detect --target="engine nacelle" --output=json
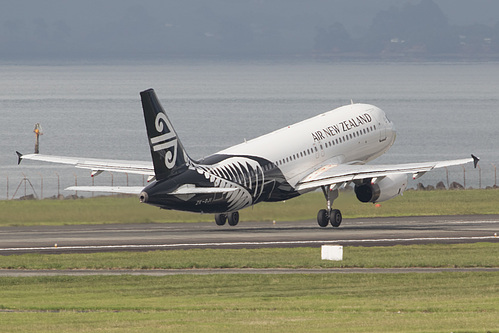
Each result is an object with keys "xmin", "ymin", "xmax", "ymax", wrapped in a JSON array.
[{"xmin": 354, "ymin": 173, "xmax": 408, "ymax": 203}]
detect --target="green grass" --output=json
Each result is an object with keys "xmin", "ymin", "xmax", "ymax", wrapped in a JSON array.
[
  {"xmin": 1, "ymin": 189, "xmax": 499, "ymax": 226},
  {"xmin": 1, "ymin": 191, "xmax": 498, "ymax": 331},
  {"xmin": 1, "ymin": 243, "xmax": 498, "ymax": 270},
  {"xmin": 0, "ymin": 273, "xmax": 497, "ymax": 332},
  {"xmin": 1, "ymin": 244, "xmax": 497, "ymax": 332}
]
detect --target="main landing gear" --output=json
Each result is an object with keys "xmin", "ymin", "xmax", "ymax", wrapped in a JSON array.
[
  {"xmin": 317, "ymin": 208, "xmax": 342, "ymax": 227},
  {"xmin": 215, "ymin": 212, "xmax": 239, "ymax": 226},
  {"xmin": 317, "ymin": 185, "xmax": 343, "ymax": 228}
]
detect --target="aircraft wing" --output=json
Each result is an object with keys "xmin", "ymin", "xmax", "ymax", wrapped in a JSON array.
[
  {"xmin": 17, "ymin": 152, "xmax": 153, "ymax": 176},
  {"xmin": 295, "ymin": 155, "xmax": 479, "ymax": 191}
]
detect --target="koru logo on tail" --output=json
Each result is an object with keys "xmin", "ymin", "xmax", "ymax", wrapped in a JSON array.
[{"xmin": 150, "ymin": 113, "xmax": 177, "ymax": 169}]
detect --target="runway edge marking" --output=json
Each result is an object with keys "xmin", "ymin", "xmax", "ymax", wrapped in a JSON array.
[{"xmin": 0, "ymin": 235, "xmax": 497, "ymax": 252}]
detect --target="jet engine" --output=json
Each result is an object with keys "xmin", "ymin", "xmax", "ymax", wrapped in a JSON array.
[{"xmin": 354, "ymin": 173, "xmax": 408, "ymax": 203}]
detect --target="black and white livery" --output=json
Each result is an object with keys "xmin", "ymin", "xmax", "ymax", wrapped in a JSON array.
[{"xmin": 18, "ymin": 89, "xmax": 479, "ymax": 227}]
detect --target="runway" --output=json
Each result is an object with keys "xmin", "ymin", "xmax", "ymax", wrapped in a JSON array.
[{"xmin": 1, "ymin": 215, "xmax": 498, "ymax": 255}]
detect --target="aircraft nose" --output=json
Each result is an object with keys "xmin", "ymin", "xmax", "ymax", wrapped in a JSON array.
[{"xmin": 139, "ymin": 191, "xmax": 148, "ymax": 203}]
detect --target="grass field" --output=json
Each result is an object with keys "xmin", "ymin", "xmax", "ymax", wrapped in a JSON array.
[
  {"xmin": 1, "ymin": 190, "xmax": 498, "ymax": 332},
  {"xmin": 0, "ymin": 244, "xmax": 498, "ymax": 332},
  {"xmin": 1, "ymin": 188, "xmax": 499, "ymax": 226},
  {"xmin": 1, "ymin": 243, "xmax": 498, "ymax": 270},
  {"xmin": 0, "ymin": 272, "xmax": 497, "ymax": 332}
]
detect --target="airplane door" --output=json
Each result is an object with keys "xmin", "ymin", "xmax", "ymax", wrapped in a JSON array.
[
  {"xmin": 379, "ymin": 125, "xmax": 387, "ymax": 142},
  {"xmin": 313, "ymin": 143, "xmax": 320, "ymax": 159},
  {"xmin": 372, "ymin": 111, "xmax": 387, "ymax": 142},
  {"xmin": 313, "ymin": 143, "xmax": 325, "ymax": 159}
]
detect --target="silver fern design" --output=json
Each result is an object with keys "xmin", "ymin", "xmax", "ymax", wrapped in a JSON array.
[{"xmin": 194, "ymin": 157, "xmax": 265, "ymax": 211}]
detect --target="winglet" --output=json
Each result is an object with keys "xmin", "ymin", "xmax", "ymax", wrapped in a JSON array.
[
  {"xmin": 471, "ymin": 154, "xmax": 479, "ymax": 168},
  {"xmin": 16, "ymin": 151, "xmax": 23, "ymax": 165}
]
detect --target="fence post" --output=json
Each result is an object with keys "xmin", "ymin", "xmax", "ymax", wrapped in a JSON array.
[
  {"xmin": 39, "ymin": 174, "xmax": 43, "ymax": 199},
  {"xmin": 445, "ymin": 167, "xmax": 449, "ymax": 188},
  {"xmin": 478, "ymin": 164, "xmax": 481, "ymax": 189},
  {"xmin": 111, "ymin": 173, "xmax": 114, "ymax": 196},
  {"xmin": 74, "ymin": 173, "xmax": 78, "ymax": 197},
  {"xmin": 493, "ymin": 164, "xmax": 497, "ymax": 187},
  {"xmin": 55, "ymin": 172, "xmax": 60, "ymax": 197},
  {"xmin": 462, "ymin": 166, "xmax": 466, "ymax": 189}
]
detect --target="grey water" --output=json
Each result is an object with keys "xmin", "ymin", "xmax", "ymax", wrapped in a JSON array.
[{"xmin": 0, "ymin": 61, "xmax": 498, "ymax": 199}]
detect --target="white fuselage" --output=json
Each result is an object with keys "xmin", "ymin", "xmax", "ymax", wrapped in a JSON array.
[{"xmin": 219, "ymin": 104, "xmax": 396, "ymax": 190}]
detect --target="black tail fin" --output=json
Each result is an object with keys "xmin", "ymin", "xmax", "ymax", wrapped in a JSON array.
[{"xmin": 140, "ymin": 89, "xmax": 192, "ymax": 180}]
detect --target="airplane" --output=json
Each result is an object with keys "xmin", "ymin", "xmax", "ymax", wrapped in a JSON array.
[{"xmin": 17, "ymin": 88, "xmax": 479, "ymax": 228}]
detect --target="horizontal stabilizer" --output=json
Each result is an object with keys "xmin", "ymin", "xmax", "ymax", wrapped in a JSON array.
[
  {"xmin": 65, "ymin": 185, "xmax": 236, "ymax": 196},
  {"xmin": 169, "ymin": 184, "xmax": 238, "ymax": 195},
  {"xmin": 65, "ymin": 186, "xmax": 144, "ymax": 195}
]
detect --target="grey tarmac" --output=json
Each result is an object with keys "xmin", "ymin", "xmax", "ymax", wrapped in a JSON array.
[{"xmin": 1, "ymin": 214, "xmax": 498, "ymax": 255}]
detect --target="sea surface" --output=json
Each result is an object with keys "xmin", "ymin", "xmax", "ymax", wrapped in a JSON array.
[{"xmin": 0, "ymin": 61, "xmax": 498, "ymax": 199}]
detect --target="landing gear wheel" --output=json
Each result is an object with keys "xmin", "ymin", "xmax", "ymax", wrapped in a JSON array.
[
  {"xmin": 215, "ymin": 213, "xmax": 227, "ymax": 226},
  {"xmin": 330, "ymin": 209, "xmax": 342, "ymax": 227},
  {"xmin": 317, "ymin": 209, "xmax": 329, "ymax": 228},
  {"xmin": 228, "ymin": 211, "xmax": 239, "ymax": 226}
]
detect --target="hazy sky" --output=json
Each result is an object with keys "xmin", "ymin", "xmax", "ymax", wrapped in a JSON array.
[
  {"xmin": 1, "ymin": 0, "xmax": 498, "ymax": 61},
  {"xmin": 2, "ymin": 1, "xmax": 498, "ymax": 25}
]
